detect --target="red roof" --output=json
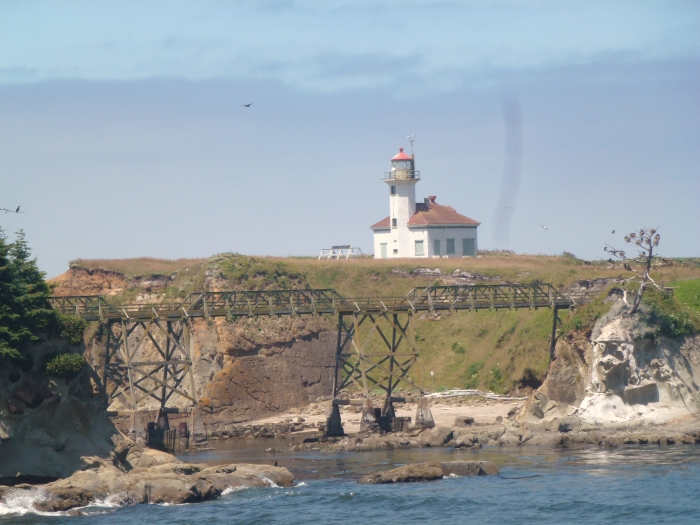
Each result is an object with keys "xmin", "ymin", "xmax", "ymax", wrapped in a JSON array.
[
  {"xmin": 408, "ymin": 201, "xmax": 480, "ymax": 226},
  {"xmin": 371, "ymin": 216, "xmax": 391, "ymax": 229},
  {"xmin": 391, "ymin": 147, "xmax": 412, "ymax": 161},
  {"xmin": 370, "ymin": 200, "xmax": 480, "ymax": 229}
]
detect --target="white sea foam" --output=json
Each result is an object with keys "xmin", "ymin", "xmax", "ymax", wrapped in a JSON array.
[
  {"xmin": 260, "ymin": 476, "xmax": 279, "ymax": 488},
  {"xmin": 222, "ymin": 486, "xmax": 251, "ymax": 496},
  {"xmin": 295, "ymin": 482, "xmax": 308, "ymax": 487},
  {"xmin": 0, "ymin": 487, "xmax": 57, "ymax": 517},
  {"xmin": 0, "ymin": 487, "xmax": 127, "ymax": 518}
]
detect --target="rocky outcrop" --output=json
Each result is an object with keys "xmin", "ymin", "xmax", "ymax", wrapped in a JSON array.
[
  {"xmin": 49, "ymin": 267, "xmax": 128, "ymax": 297},
  {"xmin": 0, "ymin": 456, "xmax": 294, "ymax": 513},
  {"xmin": 0, "ymin": 341, "xmax": 120, "ymax": 483},
  {"xmin": 358, "ymin": 461, "xmax": 499, "ymax": 484},
  {"xmin": 519, "ymin": 300, "xmax": 700, "ymax": 429}
]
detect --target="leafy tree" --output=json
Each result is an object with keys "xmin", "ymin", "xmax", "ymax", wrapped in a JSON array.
[{"xmin": 0, "ymin": 228, "xmax": 57, "ymax": 359}]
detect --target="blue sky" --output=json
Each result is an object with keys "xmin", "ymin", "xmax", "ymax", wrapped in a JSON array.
[{"xmin": 1, "ymin": 0, "xmax": 699, "ymax": 276}]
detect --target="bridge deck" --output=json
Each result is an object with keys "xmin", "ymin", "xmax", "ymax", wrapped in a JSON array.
[{"xmin": 49, "ymin": 283, "xmax": 592, "ymax": 322}]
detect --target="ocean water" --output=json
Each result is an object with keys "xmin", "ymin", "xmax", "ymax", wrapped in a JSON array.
[{"xmin": 2, "ymin": 442, "xmax": 700, "ymax": 524}]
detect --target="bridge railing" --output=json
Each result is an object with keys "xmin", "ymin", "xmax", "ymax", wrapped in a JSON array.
[
  {"xmin": 176, "ymin": 289, "xmax": 353, "ymax": 317},
  {"xmin": 49, "ymin": 284, "xmax": 597, "ymax": 321}
]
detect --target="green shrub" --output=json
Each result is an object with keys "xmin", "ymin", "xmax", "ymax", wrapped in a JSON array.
[
  {"xmin": 487, "ymin": 365, "xmax": 508, "ymax": 394},
  {"xmin": 451, "ymin": 341, "xmax": 466, "ymax": 354},
  {"xmin": 45, "ymin": 353, "xmax": 85, "ymax": 379},
  {"xmin": 464, "ymin": 360, "xmax": 484, "ymax": 389},
  {"xmin": 56, "ymin": 313, "xmax": 87, "ymax": 345}
]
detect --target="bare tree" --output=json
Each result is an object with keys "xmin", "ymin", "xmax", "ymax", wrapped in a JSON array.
[{"xmin": 604, "ymin": 228, "xmax": 663, "ymax": 314}]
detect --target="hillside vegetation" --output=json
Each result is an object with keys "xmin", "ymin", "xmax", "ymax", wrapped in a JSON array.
[{"xmin": 61, "ymin": 253, "xmax": 700, "ymax": 394}]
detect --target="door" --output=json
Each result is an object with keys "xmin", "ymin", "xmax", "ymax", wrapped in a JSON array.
[
  {"xmin": 462, "ymin": 238, "xmax": 475, "ymax": 256},
  {"xmin": 380, "ymin": 243, "xmax": 388, "ymax": 259}
]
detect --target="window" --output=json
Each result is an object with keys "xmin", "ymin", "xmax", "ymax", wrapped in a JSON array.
[
  {"xmin": 391, "ymin": 185, "xmax": 397, "ymax": 195},
  {"xmin": 392, "ymin": 218, "xmax": 397, "ymax": 228},
  {"xmin": 462, "ymin": 238, "xmax": 475, "ymax": 256},
  {"xmin": 393, "ymin": 249, "xmax": 398, "ymax": 255},
  {"xmin": 433, "ymin": 240, "xmax": 441, "ymax": 255},
  {"xmin": 446, "ymin": 239, "xmax": 455, "ymax": 254},
  {"xmin": 415, "ymin": 240, "xmax": 424, "ymax": 256}
]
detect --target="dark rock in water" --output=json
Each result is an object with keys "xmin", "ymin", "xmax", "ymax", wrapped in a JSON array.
[
  {"xmin": 359, "ymin": 461, "xmax": 499, "ymax": 484},
  {"xmin": 33, "ymin": 488, "xmax": 95, "ymax": 513},
  {"xmin": 359, "ymin": 462, "xmax": 444, "ymax": 484},
  {"xmin": 441, "ymin": 461, "xmax": 499, "ymax": 477}
]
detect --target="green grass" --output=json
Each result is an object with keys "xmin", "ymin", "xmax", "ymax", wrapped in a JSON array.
[
  {"xmin": 669, "ymin": 278, "xmax": 700, "ymax": 317},
  {"xmin": 641, "ymin": 286, "xmax": 700, "ymax": 338}
]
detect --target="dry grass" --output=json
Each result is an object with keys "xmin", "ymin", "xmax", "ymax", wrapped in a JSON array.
[{"xmin": 70, "ymin": 257, "xmax": 207, "ymax": 276}]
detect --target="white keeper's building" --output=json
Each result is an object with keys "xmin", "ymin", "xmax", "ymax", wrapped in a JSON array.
[{"xmin": 371, "ymin": 147, "xmax": 480, "ymax": 259}]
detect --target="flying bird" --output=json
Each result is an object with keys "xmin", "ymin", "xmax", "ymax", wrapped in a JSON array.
[
  {"xmin": 612, "ymin": 230, "xmax": 615, "ymax": 234},
  {"xmin": 505, "ymin": 206, "xmax": 514, "ymax": 210},
  {"xmin": 16, "ymin": 206, "xmax": 19, "ymax": 213},
  {"xmin": 242, "ymin": 103, "xmax": 252, "ymax": 107},
  {"xmin": 541, "ymin": 225, "xmax": 548, "ymax": 231}
]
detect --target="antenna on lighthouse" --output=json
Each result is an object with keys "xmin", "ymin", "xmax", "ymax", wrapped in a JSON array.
[{"xmin": 407, "ymin": 134, "xmax": 416, "ymax": 158}]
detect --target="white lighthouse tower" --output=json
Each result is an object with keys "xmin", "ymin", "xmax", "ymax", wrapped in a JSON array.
[{"xmin": 384, "ymin": 147, "xmax": 419, "ymax": 258}]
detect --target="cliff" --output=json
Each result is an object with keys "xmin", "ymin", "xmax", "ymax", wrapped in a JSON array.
[
  {"xmin": 521, "ymin": 295, "xmax": 700, "ymax": 427},
  {"xmin": 0, "ymin": 339, "xmax": 120, "ymax": 483}
]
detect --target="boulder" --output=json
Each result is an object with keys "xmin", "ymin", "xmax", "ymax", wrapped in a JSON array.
[
  {"xmin": 498, "ymin": 433, "xmax": 521, "ymax": 447},
  {"xmin": 454, "ymin": 416, "xmax": 475, "ymax": 427},
  {"xmin": 359, "ymin": 461, "xmax": 499, "ymax": 484},
  {"xmin": 441, "ymin": 461, "xmax": 499, "ymax": 477},
  {"xmin": 453, "ymin": 432, "xmax": 478, "ymax": 448},
  {"xmin": 359, "ymin": 462, "xmax": 445, "ymax": 484},
  {"xmin": 419, "ymin": 426, "xmax": 454, "ymax": 447},
  {"xmin": 546, "ymin": 416, "xmax": 580, "ymax": 433},
  {"xmin": 524, "ymin": 434, "xmax": 564, "ymax": 447}
]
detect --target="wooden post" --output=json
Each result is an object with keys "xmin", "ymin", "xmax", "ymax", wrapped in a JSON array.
[{"xmin": 549, "ymin": 306, "xmax": 559, "ymax": 364}]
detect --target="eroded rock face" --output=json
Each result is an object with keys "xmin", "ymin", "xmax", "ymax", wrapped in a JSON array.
[
  {"xmin": 577, "ymin": 313, "xmax": 700, "ymax": 424},
  {"xmin": 522, "ymin": 301, "xmax": 700, "ymax": 427},
  {"xmin": 540, "ymin": 332, "xmax": 594, "ymax": 406},
  {"xmin": 0, "ymin": 342, "xmax": 120, "ymax": 482},
  {"xmin": 196, "ymin": 317, "xmax": 335, "ymax": 425}
]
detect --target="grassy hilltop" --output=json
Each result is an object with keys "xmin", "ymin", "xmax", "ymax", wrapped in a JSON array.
[{"xmin": 66, "ymin": 253, "xmax": 700, "ymax": 394}]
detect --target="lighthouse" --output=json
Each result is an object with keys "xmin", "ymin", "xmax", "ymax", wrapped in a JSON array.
[{"xmin": 371, "ymin": 147, "xmax": 480, "ymax": 259}]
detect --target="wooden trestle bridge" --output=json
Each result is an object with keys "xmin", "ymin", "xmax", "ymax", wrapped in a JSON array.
[{"xmin": 49, "ymin": 283, "xmax": 589, "ymax": 435}]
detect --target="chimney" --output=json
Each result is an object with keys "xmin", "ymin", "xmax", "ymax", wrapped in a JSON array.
[
  {"xmin": 429, "ymin": 196, "xmax": 436, "ymax": 203},
  {"xmin": 424, "ymin": 197, "xmax": 430, "ymax": 205}
]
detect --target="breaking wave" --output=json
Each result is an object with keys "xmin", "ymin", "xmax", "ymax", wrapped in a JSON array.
[
  {"xmin": 221, "ymin": 486, "xmax": 251, "ymax": 496},
  {"xmin": 0, "ymin": 487, "xmax": 126, "ymax": 518}
]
